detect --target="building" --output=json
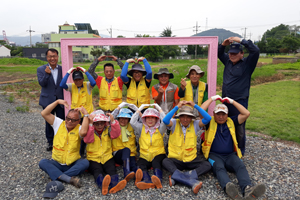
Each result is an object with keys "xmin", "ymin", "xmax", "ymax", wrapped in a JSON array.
[
  {"xmin": 0, "ymin": 45, "xmax": 11, "ymax": 57},
  {"xmin": 22, "ymin": 48, "xmax": 48, "ymax": 61},
  {"xmin": 42, "ymin": 32, "xmax": 56, "ymax": 43},
  {"xmin": 48, "ymin": 22, "xmax": 102, "ymax": 62}
]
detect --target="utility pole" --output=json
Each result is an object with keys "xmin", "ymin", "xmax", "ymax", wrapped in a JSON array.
[
  {"xmin": 107, "ymin": 26, "xmax": 112, "ymax": 53},
  {"xmin": 27, "ymin": 26, "xmax": 35, "ymax": 47},
  {"xmin": 248, "ymin": 32, "xmax": 252, "ymax": 40},
  {"xmin": 193, "ymin": 21, "xmax": 200, "ymax": 59},
  {"xmin": 244, "ymin": 27, "xmax": 247, "ymax": 39}
]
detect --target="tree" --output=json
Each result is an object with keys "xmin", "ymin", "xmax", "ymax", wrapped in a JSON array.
[
  {"xmin": 111, "ymin": 35, "xmax": 131, "ymax": 59},
  {"xmin": 90, "ymin": 48, "xmax": 103, "ymax": 58},
  {"xmin": 160, "ymin": 26, "xmax": 175, "ymax": 37},
  {"xmin": 281, "ymin": 35, "xmax": 300, "ymax": 53},
  {"xmin": 34, "ymin": 43, "xmax": 48, "ymax": 48},
  {"xmin": 139, "ymin": 45, "xmax": 164, "ymax": 62},
  {"xmin": 265, "ymin": 38, "xmax": 281, "ymax": 53},
  {"xmin": 162, "ymin": 45, "xmax": 181, "ymax": 58}
]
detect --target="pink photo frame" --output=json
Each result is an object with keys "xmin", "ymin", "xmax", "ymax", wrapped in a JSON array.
[{"xmin": 61, "ymin": 36, "xmax": 218, "ymax": 115}]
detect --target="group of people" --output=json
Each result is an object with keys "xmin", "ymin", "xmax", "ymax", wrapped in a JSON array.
[{"xmin": 37, "ymin": 37, "xmax": 266, "ymax": 199}]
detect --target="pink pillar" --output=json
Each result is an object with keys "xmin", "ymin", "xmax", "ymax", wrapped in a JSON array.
[{"xmin": 61, "ymin": 36, "xmax": 218, "ymax": 115}]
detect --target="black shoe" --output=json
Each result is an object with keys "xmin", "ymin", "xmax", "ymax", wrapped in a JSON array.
[{"xmin": 46, "ymin": 144, "xmax": 53, "ymax": 151}]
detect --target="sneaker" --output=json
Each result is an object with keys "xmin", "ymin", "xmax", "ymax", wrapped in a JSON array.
[
  {"xmin": 244, "ymin": 183, "xmax": 266, "ymax": 200},
  {"xmin": 70, "ymin": 177, "xmax": 82, "ymax": 188},
  {"xmin": 226, "ymin": 182, "xmax": 243, "ymax": 200}
]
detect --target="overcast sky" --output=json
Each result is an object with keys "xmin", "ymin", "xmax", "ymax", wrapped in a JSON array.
[{"xmin": 1, "ymin": 0, "xmax": 299, "ymax": 42}]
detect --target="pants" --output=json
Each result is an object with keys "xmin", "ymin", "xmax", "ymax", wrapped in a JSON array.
[
  {"xmin": 88, "ymin": 158, "xmax": 116, "ymax": 181},
  {"xmin": 114, "ymin": 148, "xmax": 137, "ymax": 171},
  {"xmin": 162, "ymin": 156, "xmax": 211, "ymax": 177},
  {"xmin": 224, "ymin": 98, "xmax": 248, "ymax": 155},
  {"xmin": 208, "ymin": 152, "xmax": 251, "ymax": 192},
  {"xmin": 39, "ymin": 158, "xmax": 89, "ymax": 181},
  {"xmin": 137, "ymin": 154, "xmax": 166, "ymax": 171},
  {"xmin": 43, "ymin": 104, "xmax": 65, "ymax": 146}
]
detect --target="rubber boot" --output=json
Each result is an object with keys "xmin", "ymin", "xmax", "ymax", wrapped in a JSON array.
[
  {"xmin": 96, "ymin": 174, "xmax": 110, "ymax": 195},
  {"xmin": 136, "ymin": 170, "xmax": 156, "ymax": 190},
  {"xmin": 171, "ymin": 169, "xmax": 203, "ymax": 194},
  {"xmin": 135, "ymin": 169, "xmax": 143, "ymax": 186},
  {"xmin": 109, "ymin": 174, "xmax": 127, "ymax": 194},
  {"xmin": 123, "ymin": 159, "xmax": 135, "ymax": 182},
  {"xmin": 151, "ymin": 168, "xmax": 163, "ymax": 189},
  {"xmin": 169, "ymin": 170, "xmax": 198, "ymax": 187}
]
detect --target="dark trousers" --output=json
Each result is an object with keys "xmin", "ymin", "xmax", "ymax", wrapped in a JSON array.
[
  {"xmin": 43, "ymin": 104, "xmax": 65, "ymax": 146},
  {"xmin": 208, "ymin": 152, "xmax": 251, "ymax": 191},
  {"xmin": 114, "ymin": 148, "xmax": 137, "ymax": 171},
  {"xmin": 88, "ymin": 158, "xmax": 116, "ymax": 181},
  {"xmin": 137, "ymin": 154, "xmax": 166, "ymax": 171},
  {"xmin": 224, "ymin": 98, "xmax": 248, "ymax": 155},
  {"xmin": 162, "ymin": 156, "xmax": 211, "ymax": 177}
]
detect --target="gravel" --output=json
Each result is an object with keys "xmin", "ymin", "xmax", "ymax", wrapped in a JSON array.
[{"xmin": 0, "ymin": 93, "xmax": 299, "ymax": 200}]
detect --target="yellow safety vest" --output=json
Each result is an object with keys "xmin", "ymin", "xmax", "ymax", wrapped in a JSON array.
[
  {"xmin": 52, "ymin": 121, "xmax": 81, "ymax": 165},
  {"xmin": 139, "ymin": 126, "xmax": 165, "ymax": 162},
  {"xmin": 86, "ymin": 128, "xmax": 113, "ymax": 164},
  {"xmin": 99, "ymin": 77, "xmax": 122, "ymax": 111},
  {"xmin": 168, "ymin": 119, "xmax": 197, "ymax": 162},
  {"xmin": 202, "ymin": 117, "xmax": 242, "ymax": 159},
  {"xmin": 181, "ymin": 81, "xmax": 206, "ymax": 106},
  {"xmin": 127, "ymin": 77, "xmax": 150, "ymax": 107},
  {"xmin": 112, "ymin": 124, "xmax": 137, "ymax": 156},
  {"xmin": 71, "ymin": 82, "xmax": 94, "ymax": 114}
]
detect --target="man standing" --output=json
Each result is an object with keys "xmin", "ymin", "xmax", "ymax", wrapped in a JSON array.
[
  {"xmin": 88, "ymin": 55, "xmax": 124, "ymax": 113},
  {"xmin": 218, "ymin": 37, "xmax": 260, "ymax": 155},
  {"xmin": 152, "ymin": 68, "xmax": 180, "ymax": 114},
  {"xmin": 37, "ymin": 49, "xmax": 65, "ymax": 151}
]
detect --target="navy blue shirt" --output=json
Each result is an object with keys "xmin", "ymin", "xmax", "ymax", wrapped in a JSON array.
[
  {"xmin": 218, "ymin": 39, "xmax": 260, "ymax": 100},
  {"xmin": 206, "ymin": 115, "xmax": 239, "ymax": 156}
]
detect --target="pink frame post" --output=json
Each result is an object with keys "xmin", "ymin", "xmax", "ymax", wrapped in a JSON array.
[{"xmin": 61, "ymin": 36, "xmax": 218, "ymax": 115}]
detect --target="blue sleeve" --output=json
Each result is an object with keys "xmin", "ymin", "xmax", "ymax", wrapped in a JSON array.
[
  {"xmin": 85, "ymin": 71, "xmax": 96, "ymax": 87},
  {"xmin": 121, "ymin": 62, "xmax": 130, "ymax": 82},
  {"xmin": 60, "ymin": 73, "xmax": 69, "ymax": 89},
  {"xmin": 143, "ymin": 59, "xmax": 152, "ymax": 80},
  {"xmin": 163, "ymin": 106, "xmax": 179, "ymax": 125},
  {"xmin": 217, "ymin": 44, "xmax": 229, "ymax": 65},
  {"xmin": 194, "ymin": 104, "xmax": 211, "ymax": 125}
]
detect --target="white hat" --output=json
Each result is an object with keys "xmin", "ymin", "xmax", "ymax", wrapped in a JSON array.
[{"xmin": 214, "ymin": 104, "xmax": 228, "ymax": 114}]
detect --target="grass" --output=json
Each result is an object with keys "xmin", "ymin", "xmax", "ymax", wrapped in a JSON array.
[{"xmin": 247, "ymin": 81, "xmax": 300, "ymax": 143}]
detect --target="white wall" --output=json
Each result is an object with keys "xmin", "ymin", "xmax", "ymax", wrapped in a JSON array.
[{"xmin": 0, "ymin": 46, "xmax": 11, "ymax": 57}]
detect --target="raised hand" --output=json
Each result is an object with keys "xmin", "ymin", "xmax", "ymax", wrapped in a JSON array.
[
  {"xmin": 107, "ymin": 55, "xmax": 118, "ymax": 61},
  {"xmin": 152, "ymin": 103, "xmax": 162, "ymax": 111},
  {"xmin": 126, "ymin": 58, "xmax": 136, "ymax": 63},
  {"xmin": 76, "ymin": 66, "xmax": 86, "ymax": 73},
  {"xmin": 222, "ymin": 38, "xmax": 232, "ymax": 46},
  {"xmin": 118, "ymin": 102, "xmax": 129, "ymax": 109},
  {"xmin": 177, "ymin": 101, "xmax": 186, "ymax": 108},
  {"xmin": 211, "ymin": 95, "xmax": 222, "ymax": 101},
  {"xmin": 67, "ymin": 67, "xmax": 76, "ymax": 74},
  {"xmin": 185, "ymin": 101, "xmax": 195, "ymax": 107},
  {"xmin": 128, "ymin": 104, "xmax": 138, "ymax": 111},
  {"xmin": 158, "ymin": 86, "xmax": 164, "ymax": 94},
  {"xmin": 106, "ymin": 113, "xmax": 114, "ymax": 122},
  {"xmin": 222, "ymin": 97, "xmax": 234, "ymax": 104},
  {"xmin": 137, "ymin": 57, "xmax": 145, "ymax": 63},
  {"xmin": 57, "ymin": 99, "xmax": 70, "ymax": 109},
  {"xmin": 45, "ymin": 66, "xmax": 51, "ymax": 74},
  {"xmin": 75, "ymin": 106, "xmax": 88, "ymax": 115},
  {"xmin": 180, "ymin": 78, "xmax": 187, "ymax": 89},
  {"xmin": 138, "ymin": 104, "xmax": 149, "ymax": 111},
  {"xmin": 98, "ymin": 55, "xmax": 107, "ymax": 62}
]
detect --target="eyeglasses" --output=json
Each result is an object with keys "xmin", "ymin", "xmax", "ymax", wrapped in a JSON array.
[
  {"xmin": 93, "ymin": 121, "xmax": 106, "ymax": 126},
  {"xmin": 66, "ymin": 117, "xmax": 80, "ymax": 123},
  {"xmin": 47, "ymin": 55, "xmax": 58, "ymax": 59}
]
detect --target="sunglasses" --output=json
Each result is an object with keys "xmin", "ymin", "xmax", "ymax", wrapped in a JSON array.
[
  {"xmin": 66, "ymin": 117, "xmax": 80, "ymax": 123},
  {"xmin": 94, "ymin": 121, "xmax": 106, "ymax": 126}
]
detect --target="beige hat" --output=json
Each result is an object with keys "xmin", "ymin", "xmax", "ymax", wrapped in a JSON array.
[
  {"xmin": 214, "ymin": 104, "xmax": 228, "ymax": 114},
  {"xmin": 176, "ymin": 105, "xmax": 195, "ymax": 118},
  {"xmin": 186, "ymin": 65, "xmax": 205, "ymax": 78}
]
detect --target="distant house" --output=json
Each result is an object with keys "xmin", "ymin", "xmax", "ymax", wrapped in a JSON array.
[
  {"xmin": 0, "ymin": 45, "xmax": 11, "ymax": 57},
  {"xmin": 23, "ymin": 48, "xmax": 48, "ymax": 61}
]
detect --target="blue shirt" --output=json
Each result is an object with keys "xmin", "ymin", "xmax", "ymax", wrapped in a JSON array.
[
  {"xmin": 218, "ymin": 39, "xmax": 260, "ymax": 100},
  {"xmin": 206, "ymin": 115, "xmax": 239, "ymax": 156}
]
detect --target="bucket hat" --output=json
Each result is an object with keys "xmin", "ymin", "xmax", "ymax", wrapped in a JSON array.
[
  {"xmin": 154, "ymin": 68, "xmax": 174, "ymax": 79},
  {"xmin": 127, "ymin": 64, "xmax": 146, "ymax": 77},
  {"xmin": 186, "ymin": 65, "xmax": 205, "ymax": 78}
]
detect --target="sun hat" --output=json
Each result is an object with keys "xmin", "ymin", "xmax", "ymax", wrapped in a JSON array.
[
  {"xmin": 93, "ymin": 114, "xmax": 110, "ymax": 122},
  {"xmin": 186, "ymin": 65, "xmax": 205, "ymax": 78},
  {"xmin": 43, "ymin": 181, "xmax": 64, "ymax": 199},
  {"xmin": 228, "ymin": 43, "xmax": 243, "ymax": 53},
  {"xmin": 72, "ymin": 70, "xmax": 84, "ymax": 80},
  {"xmin": 154, "ymin": 68, "xmax": 174, "ymax": 79},
  {"xmin": 214, "ymin": 104, "xmax": 228, "ymax": 114},
  {"xmin": 176, "ymin": 105, "xmax": 195, "ymax": 118},
  {"xmin": 127, "ymin": 64, "xmax": 146, "ymax": 77},
  {"xmin": 142, "ymin": 108, "xmax": 160, "ymax": 119},
  {"xmin": 117, "ymin": 108, "xmax": 133, "ymax": 119}
]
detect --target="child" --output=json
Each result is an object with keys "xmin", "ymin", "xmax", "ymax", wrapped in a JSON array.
[
  {"xmin": 130, "ymin": 103, "xmax": 166, "ymax": 190},
  {"xmin": 111, "ymin": 102, "xmax": 139, "ymax": 181},
  {"xmin": 84, "ymin": 111, "xmax": 126, "ymax": 195}
]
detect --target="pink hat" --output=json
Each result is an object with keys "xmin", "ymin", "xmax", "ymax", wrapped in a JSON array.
[
  {"xmin": 142, "ymin": 108, "xmax": 160, "ymax": 119},
  {"xmin": 93, "ymin": 114, "xmax": 110, "ymax": 122}
]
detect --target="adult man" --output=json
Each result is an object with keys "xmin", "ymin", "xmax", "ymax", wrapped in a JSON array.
[
  {"xmin": 179, "ymin": 65, "xmax": 208, "ymax": 118},
  {"xmin": 152, "ymin": 68, "xmax": 180, "ymax": 114},
  {"xmin": 88, "ymin": 55, "xmax": 124, "ymax": 112},
  {"xmin": 37, "ymin": 49, "xmax": 65, "ymax": 151},
  {"xmin": 39, "ymin": 99, "xmax": 90, "ymax": 188},
  {"xmin": 120, "ymin": 57, "xmax": 152, "ymax": 107},
  {"xmin": 218, "ymin": 37, "xmax": 260, "ymax": 155},
  {"xmin": 201, "ymin": 95, "xmax": 266, "ymax": 199},
  {"xmin": 162, "ymin": 101, "xmax": 211, "ymax": 194}
]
